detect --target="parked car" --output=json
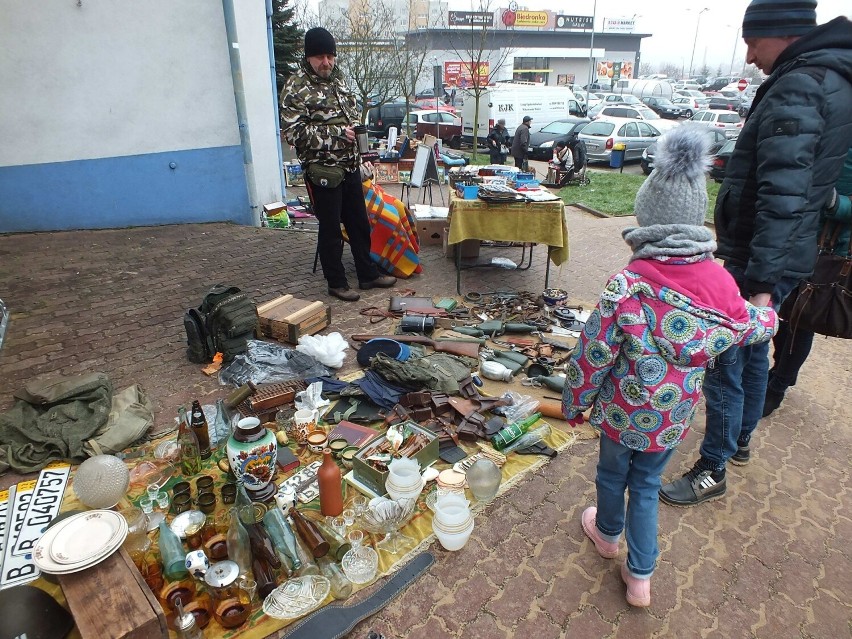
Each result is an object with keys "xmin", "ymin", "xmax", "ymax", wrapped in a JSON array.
[
  {"xmin": 641, "ymin": 128, "xmax": 730, "ymax": 175},
  {"xmin": 709, "ymin": 139, "xmax": 737, "ymax": 182},
  {"xmin": 738, "ymin": 95, "xmax": 754, "ymax": 117},
  {"xmin": 600, "ymin": 94, "xmax": 643, "ymax": 105},
  {"xmin": 640, "ymin": 96, "xmax": 683, "ymax": 119},
  {"xmin": 367, "ymin": 101, "xmax": 408, "ymax": 138},
  {"xmin": 706, "ymin": 95, "xmax": 740, "ymax": 111},
  {"xmin": 577, "ymin": 117, "xmax": 662, "ymax": 162},
  {"xmin": 671, "ymin": 96, "xmax": 707, "ymax": 118},
  {"xmin": 404, "ymin": 110, "xmax": 463, "ymax": 148},
  {"xmin": 703, "ymin": 76, "xmax": 741, "ymax": 92},
  {"xmin": 584, "ymin": 81, "xmax": 611, "ymax": 91},
  {"xmin": 688, "ymin": 109, "xmax": 743, "ymax": 138},
  {"xmin": 411, "ymin": 98, "xmax": 458, "ymax": 114},
  {"xmin": 593, "ymin": 104, "xmax": 680, "ymax": 132},
  {"xmin": 527, "ymin": 117, "xmax": 591, "ymax": 160}
]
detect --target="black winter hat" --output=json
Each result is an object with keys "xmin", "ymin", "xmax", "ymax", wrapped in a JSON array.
[
  {"xmin": 742, "ymin": 0, "xmax": 817, "ymax": 38},
  {"xmin": 304, "ymin": 27, "xmax": 336, "ymax": 58}
]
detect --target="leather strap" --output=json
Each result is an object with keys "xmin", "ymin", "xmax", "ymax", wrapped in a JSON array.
[{"xmin": 282, "ymin": 552, "xmax": 435, "ymax": 639}]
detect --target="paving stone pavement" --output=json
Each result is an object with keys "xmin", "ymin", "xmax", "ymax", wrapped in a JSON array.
[{"xmin": 0, "ymin": 193, "xmax": 849, "ymax": 638}]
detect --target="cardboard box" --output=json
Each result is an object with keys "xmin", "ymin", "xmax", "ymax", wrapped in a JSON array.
[
  {"xmin": 352, "ymin": 422, "xmax": 439, "ymax": 496},
  {"xmin": 442, "ymin": 226, "xmax": 481, "ymax": 259},
  {"xmin": 417, "ymin": 218, "xmax": 445, "ymax": 246},
  {"xmin": 256, "ymin": 295, "xmax": 331, "ymax": 344}
]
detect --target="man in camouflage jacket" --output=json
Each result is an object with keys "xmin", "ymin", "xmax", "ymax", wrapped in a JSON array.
[{"xmin": 280, "ymin": 27, "xmax": 396, "ymax": 302}]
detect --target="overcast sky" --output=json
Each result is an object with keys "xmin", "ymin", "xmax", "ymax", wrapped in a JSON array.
[
  {"xmin": 304, "ymin": 0, "xmax": 851, "ymax": 72},
  {"xmin": 543, "ymin": 0, "xmax": 851, "ymax": 71}
]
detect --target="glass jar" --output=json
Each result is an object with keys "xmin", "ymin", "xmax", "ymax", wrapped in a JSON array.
[
  {"xmin": 340, "ymin": 530, "xmax": 378, "ymax": 585},
  {"xmin": 465, "ymin": 458, "xmax": 502, "ymax": 502}
]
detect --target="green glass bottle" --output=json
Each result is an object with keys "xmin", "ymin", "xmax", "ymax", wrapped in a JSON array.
[{"xmin": 490, "ymin": 412, "xmax": 542, "ymax": 451}]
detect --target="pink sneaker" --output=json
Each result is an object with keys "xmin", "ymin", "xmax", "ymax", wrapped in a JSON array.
[
  {"xmin": 621, "ymin": 562, "xmax": 651, "ymax": 607},
  {"xmin": 580, "ymin": 507, "xmax": 619, "ymax": 559}
]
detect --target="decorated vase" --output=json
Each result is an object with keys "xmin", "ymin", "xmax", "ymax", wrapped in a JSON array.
[{"xmin": 226, "ymin": 417, "xmax": 277, "ymax": 501}]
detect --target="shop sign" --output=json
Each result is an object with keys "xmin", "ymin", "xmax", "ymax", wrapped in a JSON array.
[
  {"xmin": 444, "ymin": 61, "xmax": 490, "ymax": 88},
  {"xmin": 502, "ymin": 10, "xmax": 549, "ymax": 28},
  {"xmin": 448, "ymin": 11, "xmax": 493, "ymax": 27},
  {"xmin": 555, "ymin": 15, "xmax": 593, "ymax": 30},
  {"xmin": 603, "ymin": 17, "xmax": 635, "ymax": 33}
]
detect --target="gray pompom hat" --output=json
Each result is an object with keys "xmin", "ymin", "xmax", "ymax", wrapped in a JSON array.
[{"xmin": 633, "ymin": 126, "xmax": 711, "ymax": 228}]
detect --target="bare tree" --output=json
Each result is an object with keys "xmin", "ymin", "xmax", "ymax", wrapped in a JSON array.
[
  {"xmin": 389, "ymin": 22, "xmax": 432, "ymax": 137},
  {"xmin": 639, "ymin": 61, "xmax": 653, "ymax": 77},
  {"xmin": 659, "ymin": 62, "xmax": 681, "ymax": 80},
  {"xmin": 439, "ymin": 0, "xmax": 514, "ymax": 157}
]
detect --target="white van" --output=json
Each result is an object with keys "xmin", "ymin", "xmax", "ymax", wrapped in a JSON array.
[{"xmin": 460, "ymin": 82, "xmax": 584, "ymax": 146}]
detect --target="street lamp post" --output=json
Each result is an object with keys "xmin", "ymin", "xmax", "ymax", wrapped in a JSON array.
[
  {"xmin": 585, "ymin": 0, "xmax": 598, "ymax": 106},
  {"xmin": 730, "ymin": 25, "xmax": 741, "ymax": 75},
  {"xmin": 688, "ymin": 8, "xmax": 709, "ymax": 79}
]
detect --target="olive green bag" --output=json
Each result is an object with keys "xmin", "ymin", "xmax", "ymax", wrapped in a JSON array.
[{"xmin": 306, "ymin": 163, "xmax": 346, "ymax": 188}]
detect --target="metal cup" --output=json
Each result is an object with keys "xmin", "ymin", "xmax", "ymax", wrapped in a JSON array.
[{"xmin": 353, "ymin": 125, "xmax": 369, "ymax": 154}]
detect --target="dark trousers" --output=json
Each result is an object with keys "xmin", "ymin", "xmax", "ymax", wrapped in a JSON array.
[
  {"xmin": 768, "ymin": 320, "xmax": 815, "ymax": 394},
  {"xmin": 514, "ymin": 156, "xmax": 525, "ymax": 170},
  {"xmin": 306, "ymin": 169, "xmax": 379, "ymax": 289}
]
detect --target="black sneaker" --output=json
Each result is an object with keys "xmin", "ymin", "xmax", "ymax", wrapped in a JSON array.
[
  {"xmin": 659, "ymin": 466, "xmax": 726, "ymax": 507},
  {"xmin": 762, "ymin": 388, "xmax": 785, "ymax": 417},
  {"xmin": 730, "ymin": 445, "xmax": 751, "ymax": 466}
]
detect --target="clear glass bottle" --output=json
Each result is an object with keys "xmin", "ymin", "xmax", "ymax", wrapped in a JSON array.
[
  {"xmin": 212, "ymin": 399, "xmax": 231, "ymax": 449},
  {"xmin": 317, "ymin": 556, "xmax": 353, "ymax": 600},
  {"xmin": 226, "ymin": 507, "xmax": 252, "ymax": 578}
]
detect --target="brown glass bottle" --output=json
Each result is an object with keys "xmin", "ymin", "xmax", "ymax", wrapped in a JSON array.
[
  {"xmin": 252, "ymin": 556, "xmax": 279, "ymax": 600},
  {"xmin": 246, "ymin": 522, "xmax": 281, "ymax": 569},
  {"xmin": 317, "ymin": 449, "xmax": 343, "ymax": 517},
  {"xmin": 289, "ymin": 508, "xmax": 330, "ymax": 558},
  {"xmin": 190, "ymin": 400, "xmax": 212, "ymax": 459}
]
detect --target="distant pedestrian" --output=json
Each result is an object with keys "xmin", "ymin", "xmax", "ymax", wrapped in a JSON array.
[
  {"xmin": 563, "ymin": 127, "xmax": 777, "ymax": 608},
  {"xmin": 486, "ymin": 119, "xmax": 509, "ymax": 164},
  {"xmin": 511, "ymin": 116, "xmax": 533, "ymax": 170}
]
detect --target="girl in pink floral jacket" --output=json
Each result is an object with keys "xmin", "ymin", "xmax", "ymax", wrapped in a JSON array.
[{"xmin": 562, "ymin": 126, "xmax": 777, "ymax": 607}]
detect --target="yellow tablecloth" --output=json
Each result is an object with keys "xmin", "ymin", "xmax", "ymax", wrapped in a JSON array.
[
  {"xmin": 447, "ymin": 192, "xmax": 569, "ymax": 265},
  {"xmin": 38, "ymin": 418, "xmax": 584, "ymax": 639}
]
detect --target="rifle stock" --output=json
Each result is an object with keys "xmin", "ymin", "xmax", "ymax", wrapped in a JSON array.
[{"xmin": 350, "ymin": 334, "xmax": 481, "ymax": 359}]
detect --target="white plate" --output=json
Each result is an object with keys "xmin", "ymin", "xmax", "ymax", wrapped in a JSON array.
[
  {"xmin": 49, "ymin": 510, "xmax": 125, "ymax": 564},
  {"xmin": 170, "ymin": 510, "xmax": 206, "ymax": 539},
  {"xmin": 33, "ymin": 511, "xmax": 128, "ymax": 574}
]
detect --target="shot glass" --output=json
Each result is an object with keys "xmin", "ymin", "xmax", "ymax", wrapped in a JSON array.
[
  {"xmin": 156, "ymin": 491, "xmax": 171, "ymax": 511},
  {"xmin": 237, "ymin": 577, "xmax": 257, "ymax": 603},
  {"xmin": 147, "ymin": 483, "xmax": 161, "ymax": 501},
  {"xmin": 342, "ymin": 509, "xmax": 355, "ymax": 528},
  {"xmin": 139, "ymin": 496, "xmax": 155, "ymax": 515},
  {"xmin": 352, "ymin": 495, "xmax": 368, "ymax": 517},
  {"xmin": 331, "ymin": 516, "xmax": 346, "ymax": 538}
]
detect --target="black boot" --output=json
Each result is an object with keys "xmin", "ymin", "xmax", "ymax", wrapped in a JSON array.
[{"xmin": 762, "ymin": 388, "xmax": 785, "ymax": 417}]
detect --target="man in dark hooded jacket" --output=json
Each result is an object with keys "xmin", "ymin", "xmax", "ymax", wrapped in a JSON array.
[{"xmin": 661, "ymin": 0, "xmax": 852, "ymax": 507}]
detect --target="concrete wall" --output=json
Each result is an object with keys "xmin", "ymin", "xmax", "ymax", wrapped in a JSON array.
[{"xmin": 0, "ymin": 0, "xmax": 282, "ymax": 233}]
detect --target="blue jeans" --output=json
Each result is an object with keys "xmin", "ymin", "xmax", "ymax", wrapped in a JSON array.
[
  {"xmin": 596, "ymin": 435, "xmax": 675, "ymax": 578},
  {"xmin": 699, "ymin": 265, "xmax": 798, "ymax": 470}
]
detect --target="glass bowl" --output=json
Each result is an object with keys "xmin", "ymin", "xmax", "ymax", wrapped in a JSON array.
[{"xmin": 358, "ymin": 497, "xmax": 417, "ymax": 555}]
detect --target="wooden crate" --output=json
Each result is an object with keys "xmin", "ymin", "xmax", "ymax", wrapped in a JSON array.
[
  {"xmin": 58, "ymin": 548, "xmax": 168, "ymax": 639},
  {"xmin": 256, "ymin": 294, "xmax": 331, "ymax": 344}
]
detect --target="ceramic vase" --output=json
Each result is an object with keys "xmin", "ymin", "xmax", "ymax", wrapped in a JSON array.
[
  {"xmin": 227, "ymin": 417, "xmax": 277, "ymax": 501},
  {"xmin": 432, "ymin": 500, "xmax": 474, "ymax": 551}
]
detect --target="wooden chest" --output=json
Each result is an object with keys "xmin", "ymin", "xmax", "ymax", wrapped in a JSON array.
[
  {"xmin": 256, "ymin": 294, "xmax": 331, "ymax": 344},
  {"xmin": 58, "ymin": 548, "xmax": 168, "ymax": 639}
]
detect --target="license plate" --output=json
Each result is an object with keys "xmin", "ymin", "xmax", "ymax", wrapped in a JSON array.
[{"xmin": 11, "ymin": 462, "xmax": 70, "ymax": 557}]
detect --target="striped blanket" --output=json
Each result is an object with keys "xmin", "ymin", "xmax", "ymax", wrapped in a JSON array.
[{"xmin": 363, "ymin": 180, "xmax": 423, "ymax": 278}]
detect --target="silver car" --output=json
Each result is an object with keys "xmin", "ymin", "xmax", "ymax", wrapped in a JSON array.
[
  {"xmin": 688, "ymin": 109, "xmax": 744, "ymax": 139},
  {"xmin": 578, "ymin": 117, "xmax": 662, "ymax": 162}
]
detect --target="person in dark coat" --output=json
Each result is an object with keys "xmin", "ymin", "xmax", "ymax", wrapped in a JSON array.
[
  {"xmin": 511, "ymin": 116, "xmax": 533, "ymax": 170},
  {"xmin": 763, "ymin": 145, "xmax": 852, "ymax": 416},
  {"xmin": 660, "ymin": 0, "xmax": 852, "ymax": 507},
  {"xmin": 486, "ymin": 119, "xmax": 508, "ymax": 164}
]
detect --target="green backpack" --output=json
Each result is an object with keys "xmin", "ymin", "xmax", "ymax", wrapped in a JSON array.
[{"xmin": 184, "ymin": 285, "xmax": 257, "ymax": 363}]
